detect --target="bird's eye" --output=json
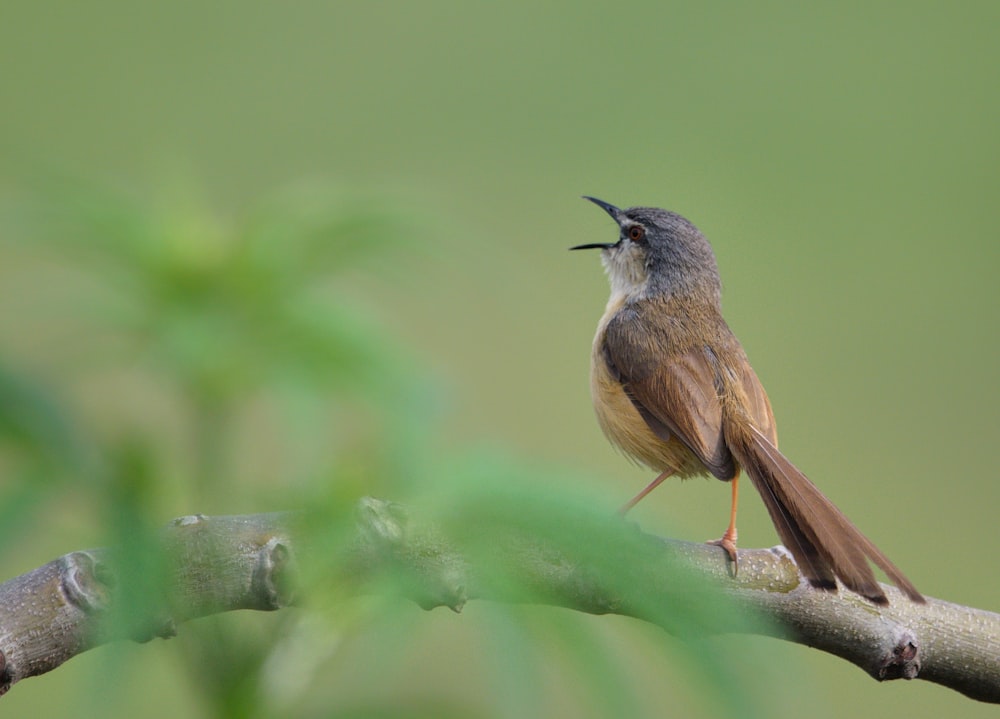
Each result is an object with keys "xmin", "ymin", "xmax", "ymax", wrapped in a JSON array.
[{"xmin": 627, "ymin": 225, "xmax": 645, "ymax": 242}]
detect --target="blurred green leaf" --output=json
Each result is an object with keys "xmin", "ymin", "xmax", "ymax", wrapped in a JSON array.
[
  {"xmin": 0, "ymin": 359, "xmax": 97, "ymax": 560},
  {"xmin": 315, "ymin": 449, "xmax": 772, "ymax": 719},
  {"xmin": 0, "ymin": 359, "xmax": 89, "ymax": 473},
  {"xmin": 3, "ymin": 180, "xmax": 429, "ymax": 497}
]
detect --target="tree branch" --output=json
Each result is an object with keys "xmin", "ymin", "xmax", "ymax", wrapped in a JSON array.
[{"xmin": 0, "ymin": 498, "xmax": 996, "ymax": 703}]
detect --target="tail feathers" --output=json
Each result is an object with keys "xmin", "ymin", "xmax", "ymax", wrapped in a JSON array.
[{"xmin": 727, "ymin": 424, "xmax": 924, "ymax": 605}]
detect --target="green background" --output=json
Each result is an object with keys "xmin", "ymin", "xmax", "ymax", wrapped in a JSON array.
[{"xmin": 1, "ymin": 2, "xmax": 998, "ymax": 717}]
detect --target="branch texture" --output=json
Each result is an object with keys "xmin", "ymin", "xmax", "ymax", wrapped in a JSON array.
[{"xmin": 0, "ymin": 499, "xmax": 996, "ymax": 703}]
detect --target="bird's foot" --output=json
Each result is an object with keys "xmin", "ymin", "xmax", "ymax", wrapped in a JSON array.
[{"xmin": 707, "ymin": 530, "xmax": 739, "ymax": 576}]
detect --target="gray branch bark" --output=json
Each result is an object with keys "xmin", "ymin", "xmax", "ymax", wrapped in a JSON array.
[{"xmin": 0, "ymin": 498, "xmax": 996, "ymax": 703}]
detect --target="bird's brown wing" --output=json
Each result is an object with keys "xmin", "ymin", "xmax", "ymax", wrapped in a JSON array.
[
  {"xmin": 602, "ymin": 307, "xmax": 737, "ymax": 480},
  {"xmin": 603, "ymin": 304, "xmax": 923, "ymax": 605},
  {"xmin": 724, "ymin": 344, "xmax": 778, "ymax": 446}
]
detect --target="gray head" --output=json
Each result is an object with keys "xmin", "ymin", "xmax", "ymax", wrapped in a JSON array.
[{"xmin": 573, "ymin": 196, "xmax": 721, "ymax": 304}]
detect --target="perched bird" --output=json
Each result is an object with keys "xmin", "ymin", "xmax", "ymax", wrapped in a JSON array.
[{"xmin": 573, "ymin": 196, "xmax": 923, "ymax": 605}]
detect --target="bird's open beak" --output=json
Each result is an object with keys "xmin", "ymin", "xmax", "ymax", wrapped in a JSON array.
[
  {"xmin": 571, "ymin": 196, "xmax": 622, "ymax": 250},
  {"xmin": 581, "ymin": 196, "xmax": 621, "ymax": 220}
]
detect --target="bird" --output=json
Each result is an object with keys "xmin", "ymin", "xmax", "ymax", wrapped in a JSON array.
[{"xmin": 572, "ymin": 196, "xmax": 924, "ymax": 605}]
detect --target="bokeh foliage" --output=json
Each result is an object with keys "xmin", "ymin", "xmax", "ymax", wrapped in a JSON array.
[
  {"xmin": 2, "ymin": 2, "xmax": 998, "ymax": 718},
  {"xmin": 0, "ymin": 184, "xmax": 771, "ymax": 718}
]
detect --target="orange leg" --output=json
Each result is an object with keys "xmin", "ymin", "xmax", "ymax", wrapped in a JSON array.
[
  {"xmin": 618, "ymin": 469, "xmax": 674, "ymax": 516},
  {"xmin": 708, "ymin": 471, "xmax": 740, "ymax": 573}
]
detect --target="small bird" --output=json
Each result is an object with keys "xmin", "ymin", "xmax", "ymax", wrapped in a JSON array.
[{"xmin": 573, "ymin": 196, "xmax": 924, "ymax": 605}]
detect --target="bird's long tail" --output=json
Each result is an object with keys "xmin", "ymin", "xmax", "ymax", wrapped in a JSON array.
[{"xmin": 725, "ymin": 423, "xmax": 924, "ymax": 605}]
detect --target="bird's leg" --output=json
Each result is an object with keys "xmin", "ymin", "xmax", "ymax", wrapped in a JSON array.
[
  {"xmin": 708, "ymin": 472, "xmax": 740, "ymax": 574},
  {"xmin": 618, "ymin": 469, "xmax": 674, "ymax": 516}
]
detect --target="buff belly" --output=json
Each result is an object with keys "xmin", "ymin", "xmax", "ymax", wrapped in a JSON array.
[{"xmin": 590, "ymin": 326, "xmax": 708, "ymax": 479}]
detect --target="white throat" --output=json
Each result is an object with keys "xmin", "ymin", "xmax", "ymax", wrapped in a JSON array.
[{"xmin": 601, "ymin": 244, "xmax": 649, "ymax": 304}]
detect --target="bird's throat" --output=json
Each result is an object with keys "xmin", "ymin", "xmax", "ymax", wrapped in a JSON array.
[{"xmin": 602, "ymin": 245, "xmax": 649, "ymax": 303}]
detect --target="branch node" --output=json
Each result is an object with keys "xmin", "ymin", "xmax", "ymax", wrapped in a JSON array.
[
  {"xmin": 0, "ymin": 648, "xmax": 9, "ymax": 697},
  {"xmin": 59, "ymin": 551, "xmax": 113, "ymax": 614},
  {"xmin": 877, "ymin": 631, "xmax": 921, "ymax": 680},
  {"xmin": 356, "ymin": 497, "xmax": 407, "ymax": 544},
  {"xmin": 354, "ymin": 497, "xmax": 467, "ymax": 612},
  {"xmin": 139, "ymin": 617, "xmax": 178, "ymax": 643},
  {"xmin": 172, "ymin": 514, "xmax": 207, "ymax": 527},
  {"xmin": 253, "ymin": 537, "xmax": 296, "ymax": 609}
]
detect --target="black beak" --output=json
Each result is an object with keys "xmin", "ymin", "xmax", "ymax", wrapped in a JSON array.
[
  {"xmin": 581, "ymin": 196, "xmax": 622, "ymax": 220},
  {"xmin": 571, "ymin": 196, "xmax": 622, "ymax": 250}
]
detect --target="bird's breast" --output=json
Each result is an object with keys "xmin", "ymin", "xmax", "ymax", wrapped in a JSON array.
[{"xmin": 589, "ymin": 298, "xmax": 706, "ymax": 478}]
